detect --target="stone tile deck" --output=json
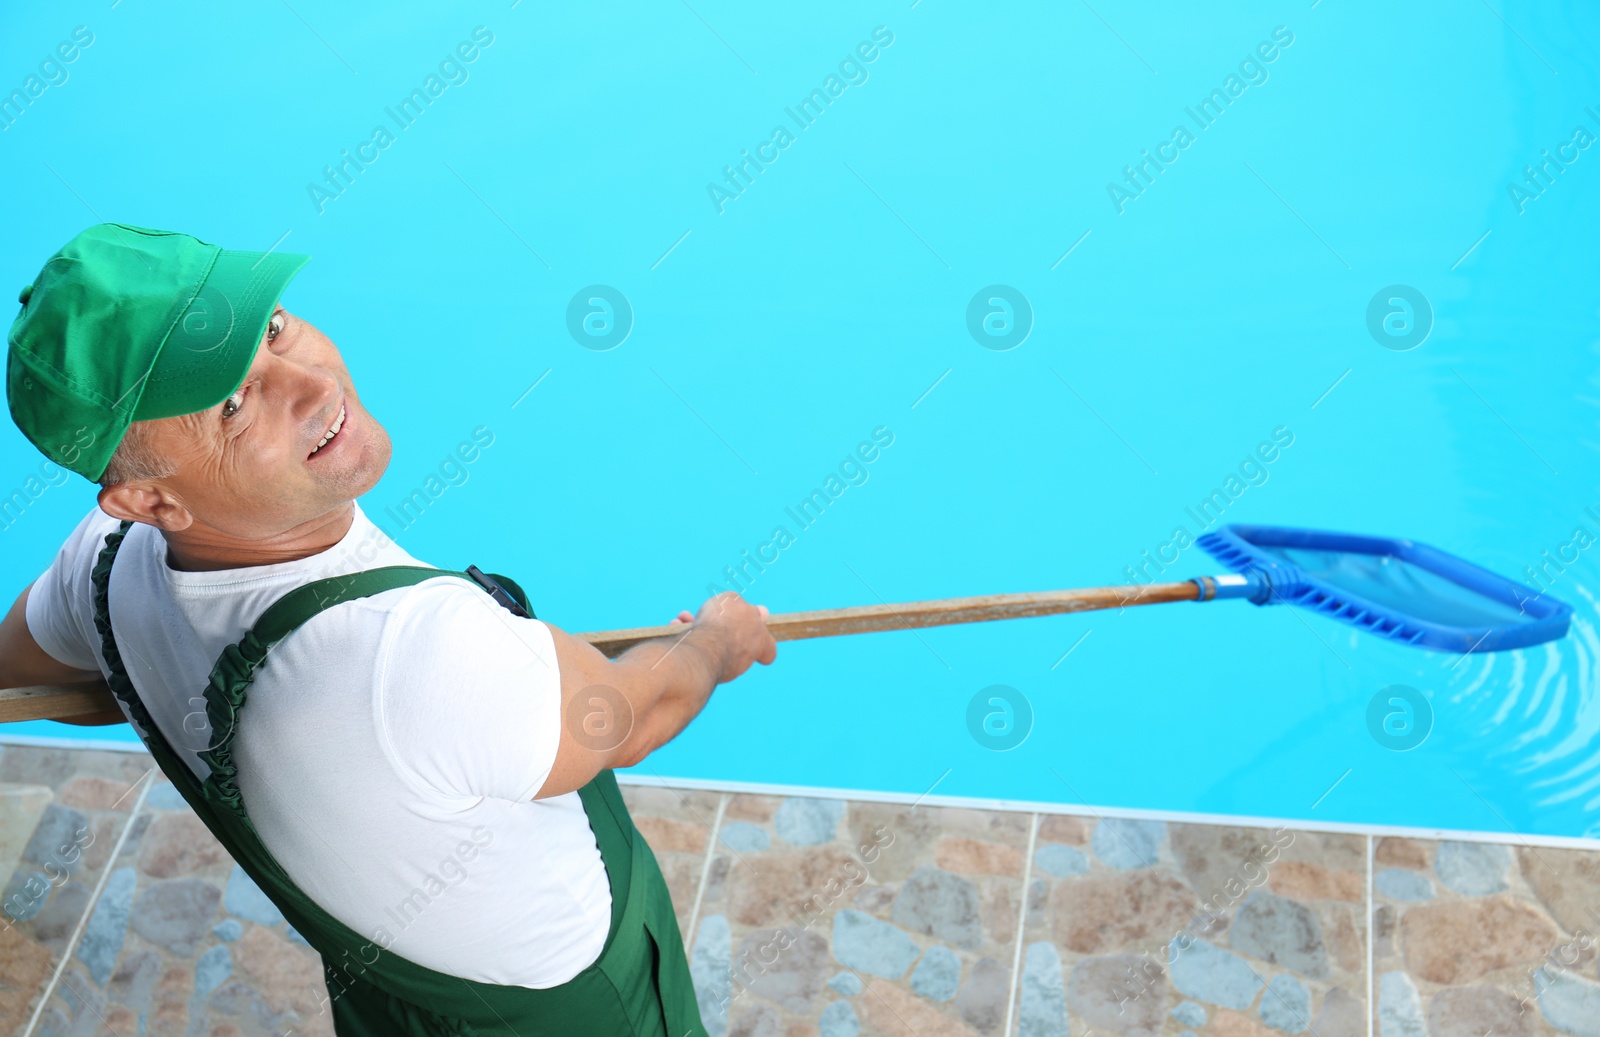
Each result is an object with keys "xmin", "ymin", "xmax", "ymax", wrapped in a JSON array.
[{"xmin": 2, "ymin": 741, "xmax": 1599, "ymax": 1037}]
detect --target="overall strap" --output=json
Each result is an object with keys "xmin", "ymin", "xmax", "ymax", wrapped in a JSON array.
[
  {"xmin": 91, "ymin": 521, "xmax": 160, "ymax": 741},
  {"xmin": 198, "ymin": 564, "xmax": 482, "ymax": 815},
  {"xmin": 91, "ymin": 519, "xmax": 485, "ymax": 819}
]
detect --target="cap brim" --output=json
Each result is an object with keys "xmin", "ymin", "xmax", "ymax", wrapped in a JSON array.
[{"xmin": 134, "ymin": 248, "xmax": 311, "ymax": 421}]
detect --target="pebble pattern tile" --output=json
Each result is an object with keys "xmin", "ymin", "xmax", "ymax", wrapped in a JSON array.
[
  {"xmin": 1371, "ymin": 835, "xmax": 1600, "ymax": 1037},
  {"xmin": 0, "ymin": 746, "xmax": 163, "ymax": 1037},
  {"xmin": 1017, "ymin": 818, "xmax": 1370, "ymax": 1037},
  {"xmin": 1, "ymin": 745, "xmax": 336, "ymax": 1037},
  {"xmin": 3, "ymin": 742, "xmax": 1600, "ymax": 1037}
]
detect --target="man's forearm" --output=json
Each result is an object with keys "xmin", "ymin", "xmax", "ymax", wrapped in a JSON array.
[
  {"xmin": 607, "ymin": 627, "xmax": 727, "ymax": 767},
  {"xmin": 537, "ymin": 593, "xmax": 772, "ymax": 795},
  {"xmin": 1, "ymin": 586, "xmax": 104, "ymax": 692}
]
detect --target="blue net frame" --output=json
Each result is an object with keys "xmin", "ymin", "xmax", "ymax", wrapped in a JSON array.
[{"xmin": 1196, "ymin": 524, "xmax": 1573, "ymax": 653}]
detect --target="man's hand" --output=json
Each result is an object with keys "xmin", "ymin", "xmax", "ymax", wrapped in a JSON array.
[
  {"xmin": 534, "ymin": 591, "xmax": 776, "ymax": 799},
  {"xmin": 685, "ymin": 593, "xmax": 778, "ymax": 682}
]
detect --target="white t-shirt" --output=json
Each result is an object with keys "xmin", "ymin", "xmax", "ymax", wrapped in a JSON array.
[{"xmin": 26, "ymin": 504, "xmax": 611, "ymax": 988}]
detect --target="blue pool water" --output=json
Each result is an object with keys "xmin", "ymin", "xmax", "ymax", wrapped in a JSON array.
[{"xmin": 3, "ymin": 2, "xmax": 1599, "ymax": 840}]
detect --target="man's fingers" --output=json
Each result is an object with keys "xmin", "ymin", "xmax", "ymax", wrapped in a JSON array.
[{"xmin": 756, "ymin": 604, "xmax": 769, "ymax": 618}]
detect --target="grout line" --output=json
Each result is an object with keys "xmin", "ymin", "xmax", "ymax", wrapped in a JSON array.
[
  {"xmin": 1002, "ymin": 812, "xmax": 1041, "ymax": 1037},
  {"xmin": 683, "ymin": 793, "xmax": 728, "ymax": 951},
  {"xmin": 22, "ymin": 769, "xmax": 156, "ymax": 1037},
  {"xmin": 1366, "ymin": 832, "xmax": 1374, "ymax": 1037}
]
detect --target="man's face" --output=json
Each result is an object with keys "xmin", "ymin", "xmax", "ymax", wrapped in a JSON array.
[{"xmin": 138, "ymin": 307, "xmax": 391, "ymax": 537}]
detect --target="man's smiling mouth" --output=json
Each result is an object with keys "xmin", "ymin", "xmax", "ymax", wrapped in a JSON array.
[{"xmin": 309, "ymin": 404, "xmax": 347, "ymax": 458}]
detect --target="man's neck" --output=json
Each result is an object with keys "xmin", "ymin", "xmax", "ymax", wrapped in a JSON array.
[{"xmin": 160, "ymin": 503, "xmax": 358, "ymax": 572}]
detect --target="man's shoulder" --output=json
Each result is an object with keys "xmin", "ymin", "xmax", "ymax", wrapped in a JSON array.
[
  {"xmin": 43, "ymin": 506, "xmax": 127, "ymax": 591},
  {"xmin": 356, "ymin": 574, "xmax": 554, "ymax": 680},
  {"xmin": 380, "ymin": 573, "xmax": 540, "ymax": 627},
  {"xmin": 63, "ymin": 506, "xmax": 125, "ymax": 554},
  {"xmin": 341, "ymin": 572, "xmax": 527, "ymax": 643}
]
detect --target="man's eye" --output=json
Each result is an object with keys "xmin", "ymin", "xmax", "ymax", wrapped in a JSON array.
[
  {"xmin": 221, "ymin": 388, "xmax": 246, "ymax": 420},
  {"xmin": 266, "ymin": 311, "xmax": 286, "ymax": 343}
]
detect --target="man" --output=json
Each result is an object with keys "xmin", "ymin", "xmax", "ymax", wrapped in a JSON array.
[{"xmin": 0, "ymin": 223, "xmax": 776, "ymax": 1036}]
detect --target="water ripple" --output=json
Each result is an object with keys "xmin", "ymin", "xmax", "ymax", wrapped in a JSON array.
[{"xmin": 1452, "ymin": 581, "xmax": 1600, "ymax": 835}]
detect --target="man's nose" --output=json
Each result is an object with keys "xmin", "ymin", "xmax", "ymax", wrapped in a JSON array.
[{"xmin": 273, "ymin": 359, "xmax": 341, "ymax": 422}]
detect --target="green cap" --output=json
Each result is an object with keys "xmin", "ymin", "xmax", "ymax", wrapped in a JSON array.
[{"xmin": 6, "ymin": 223, "xmax": 310, "ymax": 482}]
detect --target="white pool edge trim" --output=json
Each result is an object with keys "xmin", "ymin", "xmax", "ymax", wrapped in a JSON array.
[
  {"xmin": 617, "ymin": 772, "xmax": 1600, "ymax": 852},
  {"xmin": 5, "ymin": 733, "xmax": 1597, "ymax": 851},
  {"xmin": 0, "ymin": 733, "xmax": 149, "ymax": 752}
]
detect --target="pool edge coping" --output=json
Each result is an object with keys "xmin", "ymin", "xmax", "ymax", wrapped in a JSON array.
[{"xmin": 8, "ymin": 731, "xmax": 1596, "ymax": 852}]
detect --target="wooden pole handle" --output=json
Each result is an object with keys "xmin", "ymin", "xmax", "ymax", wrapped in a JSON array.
[
  {"xmin": 0, "ymin": 580, "xmax": 1202, "ymax": 722},
  {"xmin": 575, "ymin": 580, "xmax": 1202, "ymax": 657},
  {"xmin": 0, "ymin": 682, "xmax": 123, "ymax": 725}
]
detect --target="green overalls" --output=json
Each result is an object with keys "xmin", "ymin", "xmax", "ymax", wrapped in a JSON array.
[{"xmin": 89, "ymin": 521, "xmax": 708, "ymax": 1037}]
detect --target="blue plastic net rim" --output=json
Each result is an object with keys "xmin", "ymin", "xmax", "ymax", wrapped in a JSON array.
[{"xmin": 1195, "ymin": 523, "xmax": 1574, "ymax": 654}]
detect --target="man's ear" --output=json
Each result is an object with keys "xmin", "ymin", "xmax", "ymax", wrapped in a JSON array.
[{"xmin": 97, "ymin": 482, "xmax": 194, "ymax": 532}]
